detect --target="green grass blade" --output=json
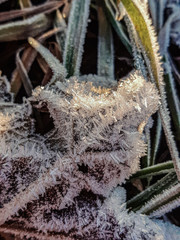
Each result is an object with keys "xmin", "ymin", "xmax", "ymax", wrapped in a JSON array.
[
  {"xmin": 145, "ymin": 125, "xmax": 151, "ymax": 168},
  {"xmin": 0, "ymin": 14, "xmax": 51, "ymax": 42},
  {"xmin": 131, "ymin": 161, "xmax": 174, "ymax": 179},
  {"xmin": 140, "ymin": 183, "xmax": 180, "ymax": 216},
  {"xmin": 151, "ymin": 113, "xmax": 162, "ymax": 166},
  {"xmin": 164, "ymin": 53, "xmax": 180, "ymax": 140},
  {"xmin": 104, "ymin": 0, "xmax": 132, "ymax": 54},
  {"xmin": 63, "ymin": 0, "xmax": 90, "ymax": 77},
  {"xmin": 127, "ymin": 172, "xmax": 178, "ymax": 212},
  {"xmin": 120, "ymin": 0, "xmax": 162, "ymax": 86},
  {"xmin": 97, "ymin": 3, "xmax": 114, "ymax": 79}
]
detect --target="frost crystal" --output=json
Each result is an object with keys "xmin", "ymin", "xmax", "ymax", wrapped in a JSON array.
[{"xmin": 0, "ymin": 71, "xmax": 166, "ymax": 239}]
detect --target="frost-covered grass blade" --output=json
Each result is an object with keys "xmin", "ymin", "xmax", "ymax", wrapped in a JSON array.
[
  {"xmin": 63, "ymin": 0, "xmax": 90, "ymax": 77},
  {"xmin": 11, "ymin": 28, "xmax": 62, "ymax": 96},
  {"xmin": 119, "ymin": 0, "xmax": 180, "ymax": 180},
  {"xmin": 151, "ymin": 113, "xmax": 162, "ymax": 166},
  {"xmin": 131, "ymin": 161, "xmax": 174, "ymax": 179},
  {"xmin": 28, "ymin": 37, "xmax": 66, "ymax": 85},
  {"xmin": 127, "ymin": 172, "xmax": 178, "ymax": 212},
  {"xmin": 97, "ymin": 3, "xmax": 114, "ymax": 79},
  {"xmin": 103, "ymin": 0, "xmax": 132, "ymax": 54},
  {"xmin": 0, "ymin": 14, "xmax": 51, "ymax": 42},
  {"xmin": 163, "ymin": 54, "xmax": 180, "ymax": 140},
  {"xmin": 140, "ymin": 183, "xmax": 180, "ymax": 217}
]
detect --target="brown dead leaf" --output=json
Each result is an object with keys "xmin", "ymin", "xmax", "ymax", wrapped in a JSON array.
[{"xmin": 0, "ymin": 1, "xmax": 64, "ymax": 23}]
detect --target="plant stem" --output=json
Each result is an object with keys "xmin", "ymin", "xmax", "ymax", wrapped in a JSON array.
[{"xmin": 131, "ymin": 161, "xmax": 174, "ymax": 179}]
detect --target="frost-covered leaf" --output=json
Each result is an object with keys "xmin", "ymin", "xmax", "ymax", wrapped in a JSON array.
[
  {"xmin": 1, "ymin": 186, "xmax": 176, "ymax": 240},
  {"xmin": 0, "ymin": 71, "xmax": 160, "ymax": 229}
]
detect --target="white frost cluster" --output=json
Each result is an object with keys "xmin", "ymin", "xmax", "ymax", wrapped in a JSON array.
[{"xmin": 0, "ymin": 72, "xmax": 164, "ymax": 239}]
